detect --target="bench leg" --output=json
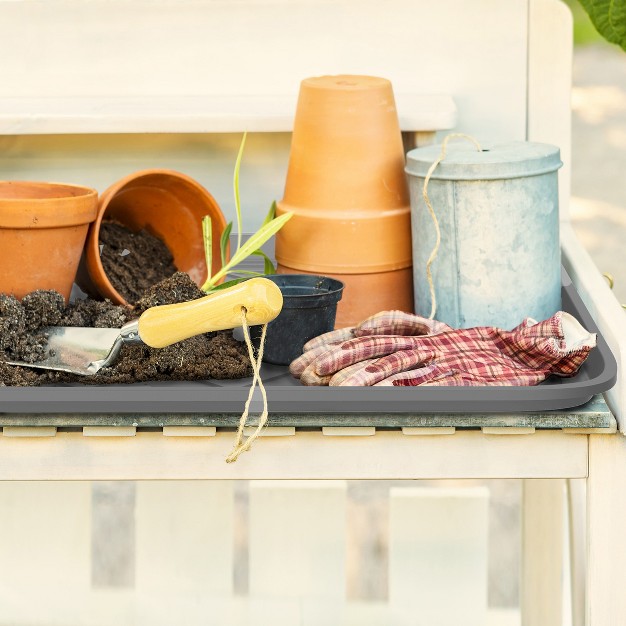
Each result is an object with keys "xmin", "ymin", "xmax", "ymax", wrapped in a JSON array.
[
  {"xmin": 587, "ymin": 434, "xmax": 626, "ymax": 625},
  {"xmin": 521, "ymin": 479, "xmax": 564, "ymax": 626}
]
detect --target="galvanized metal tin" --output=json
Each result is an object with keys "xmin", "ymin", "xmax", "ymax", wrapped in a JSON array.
[{"xmin": 405, "ymin": 141, "xmax": 563, "ymax": 329}]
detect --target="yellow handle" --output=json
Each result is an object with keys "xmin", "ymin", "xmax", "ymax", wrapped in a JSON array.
[{"xmin": 137, "ymin": 277, "xmax": 283, "ymax": 349}]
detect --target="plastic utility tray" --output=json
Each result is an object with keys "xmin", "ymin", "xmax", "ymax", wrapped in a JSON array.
[{"xmin": 0, "ymin": 269, "xmax": 617, "ymax": 415}]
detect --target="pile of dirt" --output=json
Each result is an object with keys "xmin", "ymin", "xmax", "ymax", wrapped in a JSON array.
[
  {"xmin": 99, "ymin": 221, "xmax": 178, "ymax": 304},
  {"xmin": 0, "ymin": 272, "xmax": 252, "ymax": 387}
]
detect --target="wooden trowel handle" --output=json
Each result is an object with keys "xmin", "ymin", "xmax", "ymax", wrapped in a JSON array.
[{"xmin": 137, "ymin": 277, "xmax": 283, "ymax": 349}]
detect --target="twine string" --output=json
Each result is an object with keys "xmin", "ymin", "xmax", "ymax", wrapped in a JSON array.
[
  {"xmin": 225, "ymin": 307, "xmax": 269, "ymax": 463},
  {"xmin": 422, "ymin": 133, "xmax": 482, "ymax": 319}
]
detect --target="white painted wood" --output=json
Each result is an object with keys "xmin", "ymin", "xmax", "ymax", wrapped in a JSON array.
[
  {"xmin": 0, "ymin": 482, "xmax": 91, "ymax": 625},
  {"xmin": 562, "ymin": 225, "xmax": 626, "ymax": 430},
  {"xmin": 322, "ymin": 426, "xmax": 376, "ymax": 436},
  {"xmin": 586, "ymin": 434, "xmax": 626, "ymax": 626},
  {"xmin": 83, "ymin": 426, "xmax": 136, "ymax": 437},
  {"xmin": 389, "ymin": 486, "xmax": 489, "ymax": 626},
  {"xmin": 0, "ymin": 0, "xmax": 525, "ymax": 141},
  {"xmin": 482, "ymin": 427, "xmax": 536, "ymax": 435},
  {"xmin": 249, "ymin": 481, "xmax": 346, "ymax": 604},
  {"xmin": 1, "ymin": 426, "xmax": 56, "ymax": 437},
  {"xmin": 243, "ymin": 426, "xmax": 295, "ymax": 437},
  {"xmin": 402, "ymin": 426, "xmax": 456, "ymax": 435},
  {"xmin": 162, "ymin": 426, "xmax": 217, "ymax": 437},
  {"xmin": 0, "ymin": 430, "xmax": 589, "ymax": 480},
  {"xmin": 527, "ymin": 0, "xmax": 573, "ymax": 219},
  {"xmin": 521, "ymin": 479, "xmax": 564, "ymax": 626},
  {"xmin": 0, "ymin": 94, "xmax": 456, "ymax": 135},
  {"xmin": 566, "ymin": 479, "xmax": 586, "ymax": 626},
  {"xmin": 134, "ymin": 481, "xmax": 235, "ymax": 625}
]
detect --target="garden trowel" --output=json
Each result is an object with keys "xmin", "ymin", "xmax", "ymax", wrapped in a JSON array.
[{"xmin": 5, "ymin": 277, "xmax": 283, "ymax": 376}]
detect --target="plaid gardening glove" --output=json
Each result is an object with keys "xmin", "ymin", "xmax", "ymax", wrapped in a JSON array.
[
  {"xmin": 289, "ymin": 310, "xmax": 451, "ymax": 385},
  {"xmin": 291, "ymin": 311, "xmax": 596, "ymax": 387}
]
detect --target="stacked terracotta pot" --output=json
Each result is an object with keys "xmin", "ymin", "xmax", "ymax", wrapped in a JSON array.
[{"xmin": 275, "ymin": 75, "xmax": 414, "ymax": 328}]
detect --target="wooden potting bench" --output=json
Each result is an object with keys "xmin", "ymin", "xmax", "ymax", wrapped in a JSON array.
[{"xmin": 0, "ymin": 1, "xmax": 624, "ymax": 625}]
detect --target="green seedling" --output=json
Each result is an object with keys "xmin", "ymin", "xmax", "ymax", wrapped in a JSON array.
[{"xmin": 201, "ymin": 133, "xmax": 293, "ymax": 292}]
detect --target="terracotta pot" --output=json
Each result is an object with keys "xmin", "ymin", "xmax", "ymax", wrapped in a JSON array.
[
  {"xmin": 277, "ymin": 264, "xmax": 414, "ymax": 329},
  {"xmin": 0, "ymin": 181, "xmax": 98, "ymax": 301},
  {"xmin": 83, "ymin": 169, "xmax": 227, "ymax": 306},
  {"xmin": 279, "ymin": 74, "xmax": 410, "ymax": 212},
  {"xmin": 276, "ymin": 75, "xmax": 413, "ymax": 318},
  {"xmin": 275, "ymin": 205, "xmax": 411, "ymax": 272}
]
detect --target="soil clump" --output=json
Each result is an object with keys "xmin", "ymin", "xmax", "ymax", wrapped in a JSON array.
[
  {"xmin": 99, "ymin": 221, "xmax": 178, "ymax": 304},
  {"xmin": 0, "ymin": 272, "xmax": 252, "ymax": 387}
]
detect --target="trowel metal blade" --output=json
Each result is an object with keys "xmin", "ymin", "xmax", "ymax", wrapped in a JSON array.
[{"xmin": 5, "ymin": 326, "xmax": 123, "ymax": 376}]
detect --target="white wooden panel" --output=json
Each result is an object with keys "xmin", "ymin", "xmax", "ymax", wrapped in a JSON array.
[
  {"xmin": 567, "ymin": 478, "xmax": 586, "ymax": 626},
  {"xmin": 134, "ymin": 481, "xmax": 235, "ymax": 625},
  {"xmin": 587, "ymin": 434, "xmax": 626, "ymax": 626},
  {"xmin": 0, "ymin": 0, "xmax": 527, "ymax": 141},
  {"xmin": 389, "ymin": 486, "xmax": 489, "ymax": 626},
  {"xmin": 0, "ymin": 482, "xmax": 91, "ymax": 625},
  {"xmin": 521, "ymin": 479, "xmax": 564, "ymax": 626},
  {"xmin": 249, "ymin": 481, "xmax": 346, "ymax": 602},
  {"xmin": 0, "ymin": 94, "xmax": 456, "ymax": 134},
  {"xmin": 0, "ymin": 430, "xmax": 589, "ymax": 480}
]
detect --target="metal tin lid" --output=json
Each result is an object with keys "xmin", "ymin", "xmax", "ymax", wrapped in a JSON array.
[{"xmin": 405, "ymin": 141, "xmax": 562, "ymax": 181}]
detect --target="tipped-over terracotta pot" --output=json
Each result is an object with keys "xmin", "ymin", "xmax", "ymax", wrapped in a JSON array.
[
  {"xmin": 0, "ymin": 181, "xmax": 98, "ymax": 301},
  {"xmin": 83, "ymin": 169, "xmax": 227, "ymax": 306}
]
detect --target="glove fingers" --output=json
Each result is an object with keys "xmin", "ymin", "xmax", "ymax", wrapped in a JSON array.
[
  {"xmin": 303, "ymin": 327, "xmax": 355, "ymax": 352},
  {"xmin": 290, "ymin": 344, "xmax": 335, "ymax": 378},
  {"xmin": 355, "ymin": 310, "xmax": 452, "ymax": 337},
  {"xmin": 333, "ymin": 349, "xmax": 435, "ymax": 386},
  {"xmin": 300, "ymin": 361, "xmax": 333, "ymax": 386},
  {"xmin": 328, "ymin": 359, "xmax": 378, "ymax": 386},
  {"xmin": 315, "ymin": 336, "xmax": 421, "ymax": 377},
  {"xmin": 374, "ymin": 364, "xmax": 450, "ymax": 386}
]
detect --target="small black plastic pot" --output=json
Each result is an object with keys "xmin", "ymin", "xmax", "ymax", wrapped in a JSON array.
[{"xmin": 250, "ymin": 274, "xmax": 344, "ymax": 365}]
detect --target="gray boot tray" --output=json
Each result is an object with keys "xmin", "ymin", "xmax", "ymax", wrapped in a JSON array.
[{"xmin": 0, "ymin": 268, "xmax": 616, "ymax": 414}]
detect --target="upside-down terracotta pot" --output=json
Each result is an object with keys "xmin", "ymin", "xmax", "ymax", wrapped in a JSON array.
[
  {"xmin": 277, "ymin": 264, "xmax": 414, "ymax": 329},
  {"xmin": 83, "ymin": 169, "xmax": 227, "ymax": 306},
  {"xmin": 0, "ymin": 181, "xmax": 98, "ymax": 301},
  {"xmin": 275, "ymin": 75, "xmax": 414, "ymax": 319}
]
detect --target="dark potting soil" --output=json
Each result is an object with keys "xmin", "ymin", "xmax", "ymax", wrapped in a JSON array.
[
  {"xmin": 99, "ymin": 221, "xmax": 178, "ymax": 305},
  {"xmin": 0, "ymin": 272, "xmax": 252, "ymax": 387}
]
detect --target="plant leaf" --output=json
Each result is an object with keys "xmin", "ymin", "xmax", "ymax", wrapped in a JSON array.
[
  {"xmin": 233, "ymin": 132, "xmax": 247, "ymax": 253},
  {"xmin": 577, "ymin": 0, "xmax": 626, "ymax": 50},
  {"xmin": 228, "ymin": 212, "xmax": 293, "ymax": 268},
  {"xmin": 251, "ymin": 249, "xmax": 276, "ymax": 275},
  {"xmin": 261, "ymin": 200, "xmax": 277, "ymax": 228},
  {"xmin": 205, "ymin": 212, "xmax": 293, "ymax": 288},
  {"xmin": 220, "ymin": 221, "xmax": 233, "ymax": 268},
  {"xmin": 202, "ymin": 215, "xmax": 212, "ymax": 277}
]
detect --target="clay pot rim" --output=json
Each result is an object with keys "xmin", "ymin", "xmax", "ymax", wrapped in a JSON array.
[
  {"xmin": 0, "ymin": 181, "xmax": 98, "ymax": 228},
  {"xmin": 0, "ymin": 180, "xmax": 97, "ymax": 201},
  {"xmin": 87, "ymin": 168, "xmax": 226, "ymax": 307}
]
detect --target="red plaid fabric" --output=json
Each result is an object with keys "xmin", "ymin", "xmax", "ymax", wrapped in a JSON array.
[
  {"xmin": 292, "ymin": 311, "xmax": 448, "ymax": 378},
  {"xmin": 291, "ymin": 311, "xmax": 596, "ymax": 387}
]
